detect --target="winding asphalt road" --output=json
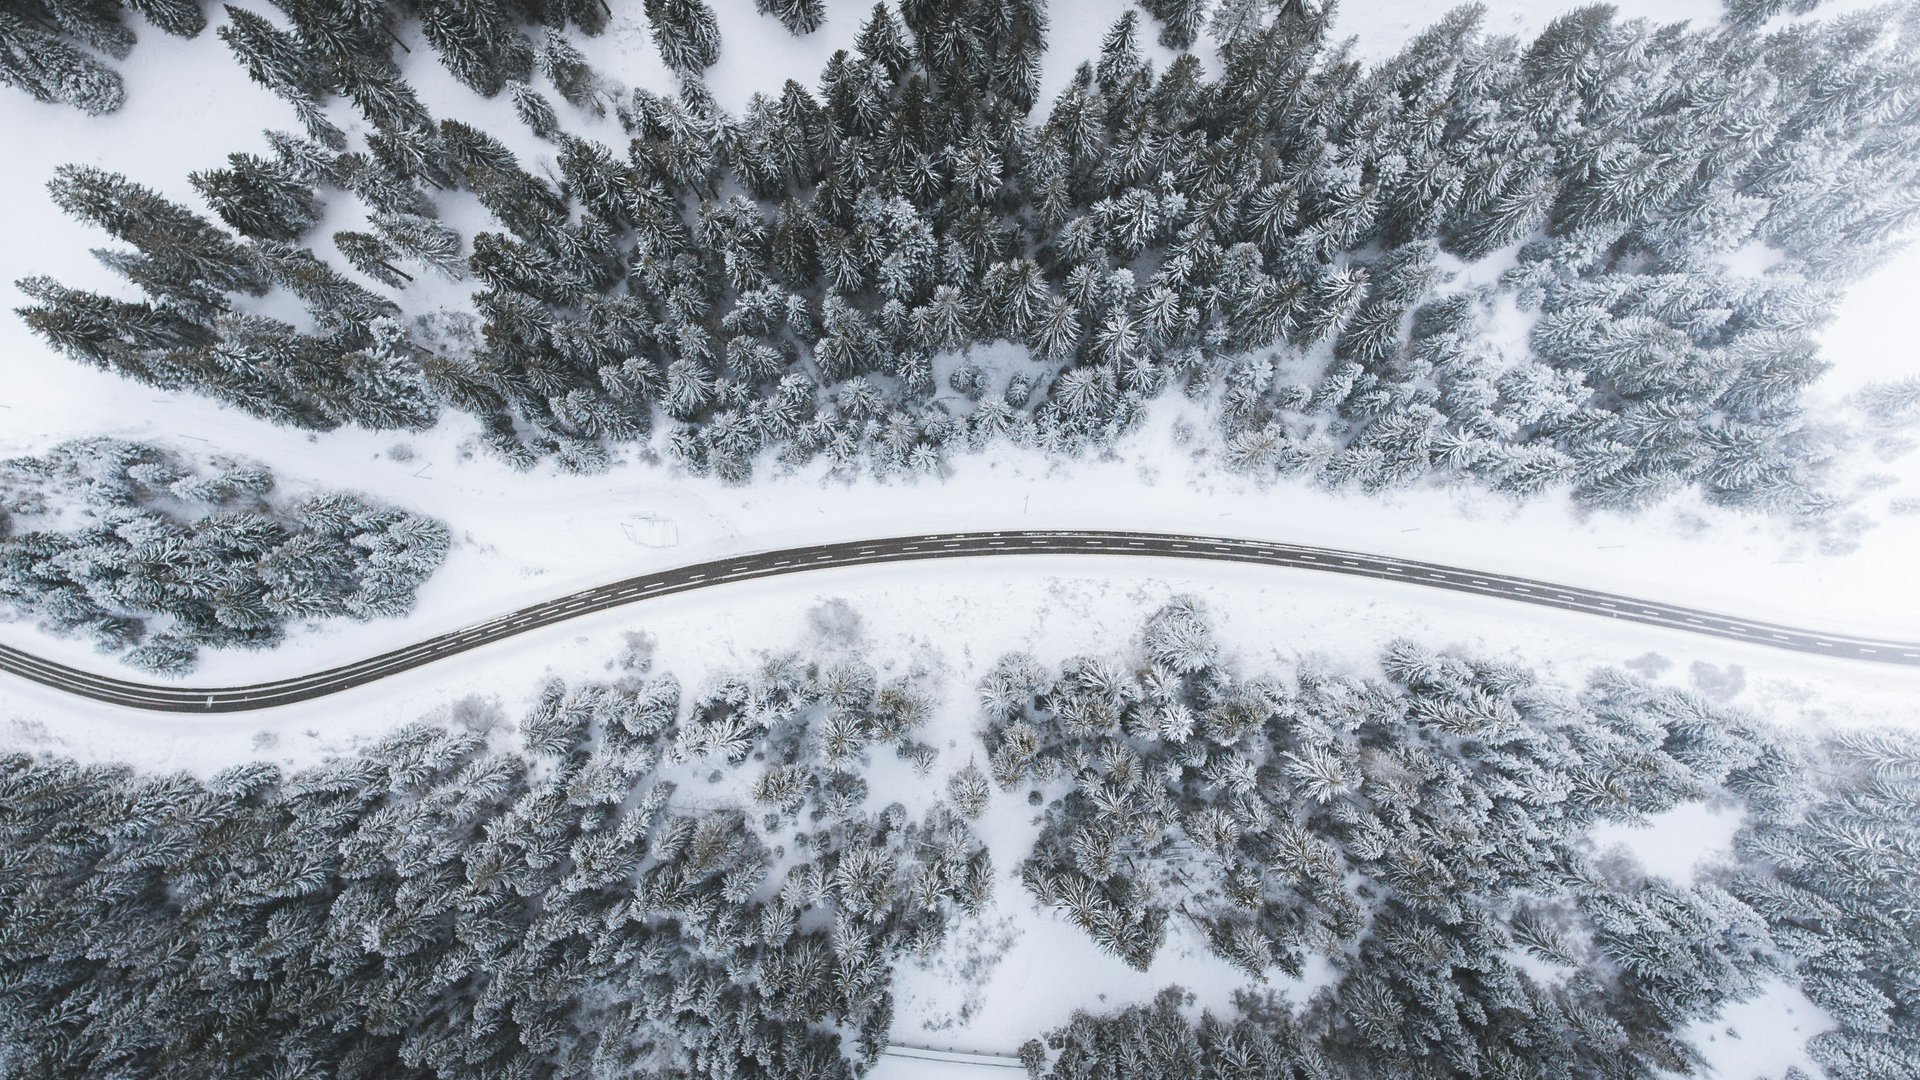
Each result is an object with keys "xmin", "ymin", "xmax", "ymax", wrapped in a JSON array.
[{"xmin": 2, "ymin": 530, "xmax": 1914, "ymax": 713}]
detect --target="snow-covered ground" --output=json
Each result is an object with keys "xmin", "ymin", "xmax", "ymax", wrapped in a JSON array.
[
  {"xmin": 3, "ymin": 3, "xmax": 1916, "ymax": 702},
  {"xmin": 4, "ymin": 559, "xmax": 1853, "ymax": 1072},
  {"xmin": 0, "ymin": 5, "xmax": 1910, "ymax": 1075},
  {"xmin": 5, "ymin": 385, "xmax": 1918, "ymax": 690}
]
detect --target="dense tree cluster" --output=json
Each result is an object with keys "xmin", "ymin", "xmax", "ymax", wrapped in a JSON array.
[
  {"xmin": 0, "ymin": 0, "xmax": 204, "ymax": 115},
  {"xmin": 1036, "ymin": 747, "xmax": 1920, "ymax": 1080},
  {"xmin": 991, "ymin": 604, "xmax": 1920, "ymax": 1080},
  {"xmin": 987, "ymin": 599, "xmax": 1780, "ymax": 1076},
  {"xmin": 15, "ymin": 1, "xmax": 1919, "ymax": 516},
  {"xmin": 0, "ymin": 647, "xmax": 989, "ymax": 1078},
  {"xmin": 0, "ymin": 604, "xmax": 1915, "ymax": 1076},
  {"xmin": 0, "ymin": 438, "xmax": 448, "ymax": 672},
  {"xmin": 1725, "ymin": 729, "xmax": 1920, "ymax": 1079},
  {"xmin": 0, "ymin": 0, "xmax": 629, "ymax": 116}
]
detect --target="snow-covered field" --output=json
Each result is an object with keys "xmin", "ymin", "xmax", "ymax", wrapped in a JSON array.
[
  {"xmin": 3, "ymin": 1, "xmax": 1915, "ymax": 703},
  {"xmin": 0, "ymin": 3, "xmax": 1913, "ymax": 1074},
  {"xmin": 0, "ymin": 550, "xmax": 1885, "ymax": 1072}
]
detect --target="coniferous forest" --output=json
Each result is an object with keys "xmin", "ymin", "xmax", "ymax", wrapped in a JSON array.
[
  {"xmin": 9, "ymin": 0, "xmax": 1919, "ymax": 514},
  {"xmin": 0, "ymin": 438, "xmax": 448, "ymax": 672},
  {"xmin": 1, "ymin": 606, "xmax": 1916, "ymax": 1078},
  {"xmin": 1, "ymin": 1, "xmax": 1918, "ymax": 1078}
]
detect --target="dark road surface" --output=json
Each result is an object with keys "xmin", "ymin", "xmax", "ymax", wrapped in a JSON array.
[{"xmin": 3, "ymin": 531, "xmax": 1913, "ymax": 713}]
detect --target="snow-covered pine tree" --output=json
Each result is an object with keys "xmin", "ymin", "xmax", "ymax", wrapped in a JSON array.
[
  {"xmin": 0, "ymin": 12, "xmax": 125, "ymax": 114},
  {"xmin": 756, "ymin": 0, "xmax": 825, "ymax": 36},
  {"xmin": 190, "ymin": 151, "xmax": 324, "ymax": 242},
  {"xmin": 645, "ymin": 0, "xmax": 720, "ymax": 73},
  {"xmin": 1141, "ymin": 0, "xmax": 1209, "ymax": 50}
]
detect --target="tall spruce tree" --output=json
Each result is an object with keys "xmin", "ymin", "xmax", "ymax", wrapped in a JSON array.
[
  {"xmin": 645, "ymin": 0, "xmax": 720, "ymax": 73},
  {"xmin": 757, "ymin": 0, "xmax": 825, "ymax": 36}
]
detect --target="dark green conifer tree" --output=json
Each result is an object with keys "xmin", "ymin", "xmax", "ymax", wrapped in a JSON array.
[
  {"xmin": 189, "ymin": 151, "xmax": 324, "ymax": 242},
  {"xmin": 645, "ymin": 0, "xmax": 720, "ymax": 73},
  {"xmin": 0, "ymin": 12, "xmax": 125, "ymax": 114},
  {"xmin": 756, "ymin": 0, "xmax": 825, "ymax": 36}
]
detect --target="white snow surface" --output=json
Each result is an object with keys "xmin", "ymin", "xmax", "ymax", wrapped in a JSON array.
[
  {"xmin": 0, "ymin": 3, "xmax": 1910, "ymax": 1073},
  {"xmin": 5, "ymin": 387, "xmax": 1919, "ymax": 692},
  {"xmin": 1677, "ymin": 978, "xmax": 1834, "ymax": 1080},
  {"xmin": 1588, "ymin": 801, "xmax": 1744, "ymax": 887},
  {"xmin": 0, "ymin": 557, "xmax": 1875, "ymax": 1071},
  {"xmin": 2, "ymin": 4, "xmax": 1916, "ymax": 703}
]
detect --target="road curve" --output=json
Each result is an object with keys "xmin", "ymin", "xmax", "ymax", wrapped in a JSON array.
[{"xmin": 2, "ymin": 531, "xmax": 1915, "ymax": 713}]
